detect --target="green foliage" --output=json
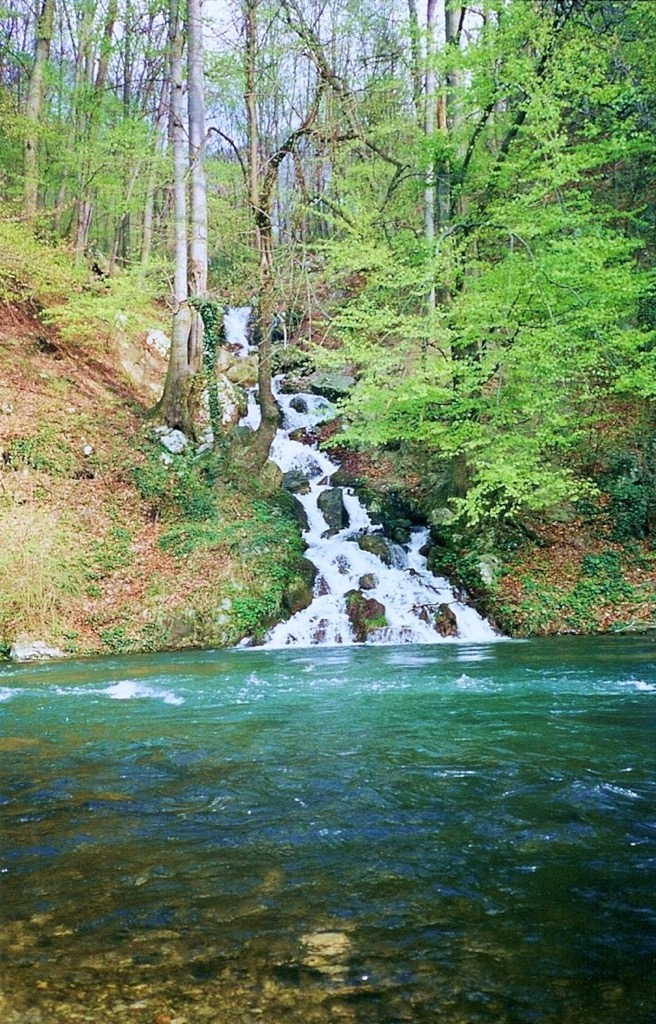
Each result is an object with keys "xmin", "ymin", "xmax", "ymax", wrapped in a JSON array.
[
  {"xmin": 43, "ymin": 267, "xmax": 166, "ymax": 350},
  {"xmin": 91, "ymin": 525, "xmax": 134, "ymax": 577},
  {"xmin": 6, "ymin": 426, "xmax": 78, "ymax": 477},
  {"xmin": 0, "ymin": 211, "xmax": 82, "ymax": 306},
  {"xmin": 159, "ymin": 521, "xmax": 224, "ymax": 557},
  {"xmin": 315, "ymin": 0, "xmax": 656, "ymax": 532},
  {"xmin": 510, "ymin": 550, "xmax": 636, "ymax": 635},
  {"xmin": 191, "ymin": 298, "xmax": 225, "ymax": 441},
  {"xmin": 132, "ymin": 443, "xmax": 219, "ymax": 523},
  {"xmin": 99, "ymin": 624, "xmax": 133, "ymax": 654},
  {"xmin": 607, "ymin": 478, "xmax": 649, "ymax": 542}
]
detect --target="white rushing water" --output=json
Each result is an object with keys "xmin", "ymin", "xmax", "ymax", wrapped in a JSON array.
[
  {"xmin": 233, "ymin": 363, "xmax": 497, "ymax": 646},
  {"xmin": 263, "ymin": 389, "xmax": 496, "ymax": 647}
]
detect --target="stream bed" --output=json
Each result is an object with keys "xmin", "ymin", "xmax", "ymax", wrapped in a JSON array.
[{"xmin": 1, "ymin": 636, "xmax": 655, "ymax": 1022}]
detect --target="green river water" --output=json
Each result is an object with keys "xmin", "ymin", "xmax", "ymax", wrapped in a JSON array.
[{"xmin": 1, "ymin": 636, "xmax": 655, "ymax": 1023}]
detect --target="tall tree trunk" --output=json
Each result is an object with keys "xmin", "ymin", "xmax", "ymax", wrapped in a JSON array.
[
  {"xmin": 187, "ymin": 0, "xmax": 208, "ymax": 371},
  {"xmin": 245, "ymin": 0, "xmax": 280, "ymax": 462},
  {"xmin": 157, "ymin": 0, "xmax": 194, "ymax": 435},
  {"xmin": 23, "ymin": 0, "xmax": 56, "ymax": 225},
  {"xmin": 424, "ymin": 0, "xmax": 438, "ymax": 322}
]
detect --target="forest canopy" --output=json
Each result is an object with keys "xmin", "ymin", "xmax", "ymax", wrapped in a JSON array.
[{"xmin": 2, "ymin": 0, "xmax": 655, "ymax": 533}]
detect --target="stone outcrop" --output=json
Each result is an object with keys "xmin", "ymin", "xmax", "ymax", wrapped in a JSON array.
[
  {"xmin": 10, "ymin": 637, "xmax": 66, "ymax": 662},
  {"xmin": 345, "ymin": 590, "xmax": 387, "ymax": 642},
  {"xmin": 434, "ymin": 603, "xmax": 459, "ymax": 637}
]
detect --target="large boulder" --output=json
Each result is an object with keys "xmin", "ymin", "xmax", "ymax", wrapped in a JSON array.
[
  {"xmin": 10, "ymin": 636, "xmax": 66, "ymax": 662},
  {"xmin": 357, "ymin": 533, "xmax": 393, "ymax": 566},
  {"xmin": 318, "ymin": 488, "xmax": 349, "ymax": 533},
  {"xmin": 345, "ymin": 590, "xmax": 387, "ymax": 642},
  {"xmin": 308, "ymin": 370, "xmax": 355, "ymax": 402}
]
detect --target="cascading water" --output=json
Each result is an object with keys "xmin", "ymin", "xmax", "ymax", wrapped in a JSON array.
[
  {"xmin": 228, "ymin": 309, "xmax": 497, "ymax": 647},
  {"xmin": 261, "ymin": 388, "xmax": 497, "ymax": 647}
]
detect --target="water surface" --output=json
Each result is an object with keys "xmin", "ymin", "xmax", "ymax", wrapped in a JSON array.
[{"xmin": 1, "ymin": 636, "xmax": 655, "ymax": 1022}]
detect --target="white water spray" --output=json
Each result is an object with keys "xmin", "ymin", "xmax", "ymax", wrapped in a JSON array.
[
  {"xmin": 261, "ymin": 388, "xmax": 496, "ymax": 647},
  {"xmin": 230, "ymin": 311, "xmax": 497, "ymax": 647}
]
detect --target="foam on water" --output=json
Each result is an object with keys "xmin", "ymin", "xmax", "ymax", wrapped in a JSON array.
[
  {"xmin": 53, "ymin": 680, "xmax": 184, "ymax": 704},
  {"xmin": 226, "ymin": 312, "xmax": 497, "ymax": 649},
  {"xmin": 260, "ymin": 387, "xmax": 497, "ymax": 648}
]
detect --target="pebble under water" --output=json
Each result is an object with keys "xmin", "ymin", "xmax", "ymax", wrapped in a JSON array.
[{"xmin": 1, "ymin": 636, "xmax": 655, "ymax": 1023}]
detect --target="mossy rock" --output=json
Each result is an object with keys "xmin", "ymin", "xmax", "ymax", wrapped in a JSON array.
[
  {"xmin": 357, "ymin": 534, "xmax": 393, "ymax": 565},
  {"xmin": 434, "ymin": 603, "xmax": 458, "ymax": 637},
  {"xmin": 345, "ymin": 589, "xmax": 387, "ymax": 642},
  {"xmin": 283, "ymin": 557, "xmax": 317, "ymax": 615},
  {"xmin": 270, "ymin": 488, "xmax": 309, "ymax": 532}
]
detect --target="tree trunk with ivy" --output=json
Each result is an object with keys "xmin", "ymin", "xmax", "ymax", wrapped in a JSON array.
[{"xmin": 156, "ymin": 0, "xmax": 196, "ymax": 436}]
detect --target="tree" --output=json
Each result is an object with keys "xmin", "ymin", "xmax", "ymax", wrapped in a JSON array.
[
  {"xmin": 23, "ymin": 0, "xmax": 56, "ymax": 225},
  {"xmin": 157, "ymin": 0, "xmax": 195, "ymax": 434}
]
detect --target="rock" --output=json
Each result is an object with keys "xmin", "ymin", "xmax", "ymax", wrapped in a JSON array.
[
  {"xmin": 429, "ymin": 505, "xmax": 457, "ymax": 528},
  {"xmin": 145, "ymin": 329, "xmax": 171, "ymax": 358},
  {"xmin": 259, "ymin": 460, "xmax": 283, "ymax": 495},
  {"xmin": 301, "ymin": 930, "xmax": 351, "ymax": 972},
  {"xmin": 225, "ymin": 356, "xmax": 258, "ymax": 387},
  {"xmin": 283, "ymin": 576, "xmax": 314, "ymax": 616},
  {"xmin": 10, "ymin": 637, "xmax": 66, "ymax": 662},
  {"xmin": 283, "ymin": 469, "xmax": 312, "ymax": 495},
  {"xmin": 345, "ymin": 590, "xmax": 387, "ymax": 642},
  {"xmin": 308, "ymin": 369, "xmax": 355, "ymax": 401},
  {"xmin": 358, "ymin": 573, "xmax": 378, "ymax": 590},
  {"xmin": 154, "ymin": 427, "xmax": 188, "ymax": 454},
  {"xmin": 273, "ymin": 488, "xmax": 309, "ymax": 531},
  {"xmin": 477, "ymin": 554, "xmax": 501, "ymax": 585},
  {"xmin": 318, "ymin": 488, "xmax": 349, "ymax": 533},
  {"xmin": 357, "ymin": 533, "xmax": 393, "ymax": 565},
  {"xmin": 214, "ymin": 374, "xmax": 245, "ymax": 427},
  {"xmin": 82, "ymin": 443, "xmax": 94, "ymax": 456},
  {"xmin": 434, "ymin": 603, "xmax": 459, "ymax": 637},
  {"xmin": 289, "ymin": 396, "xmax": 308, "ymax": 414}
]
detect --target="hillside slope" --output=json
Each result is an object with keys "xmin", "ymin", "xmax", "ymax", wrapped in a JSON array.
[{"xmin": 0, "ymin": 304, "xmax": 309, "ymax": 658}]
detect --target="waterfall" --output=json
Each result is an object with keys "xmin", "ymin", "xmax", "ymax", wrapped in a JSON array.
[{"xmin": 228, "ymin": 311, "xmax": 498, "ymax": 647}]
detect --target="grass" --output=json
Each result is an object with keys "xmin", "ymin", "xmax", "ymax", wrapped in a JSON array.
[{"xmin": 0, "ymin": 503, "xmax": 87, "ymax": 645}]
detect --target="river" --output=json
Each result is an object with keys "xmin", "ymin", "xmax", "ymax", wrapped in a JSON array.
[{"xmin": 1, "ymin": 636, "xmax": 655, "ymax": 1023}]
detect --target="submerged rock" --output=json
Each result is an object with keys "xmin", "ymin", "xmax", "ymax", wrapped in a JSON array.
[
  {"xmin": 10, "ymin": 636, "xmax": 66, "ymax": 662},
  {"xmin": 289, "ymin": 396, "xmax": 308, "ymax": 414}
]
